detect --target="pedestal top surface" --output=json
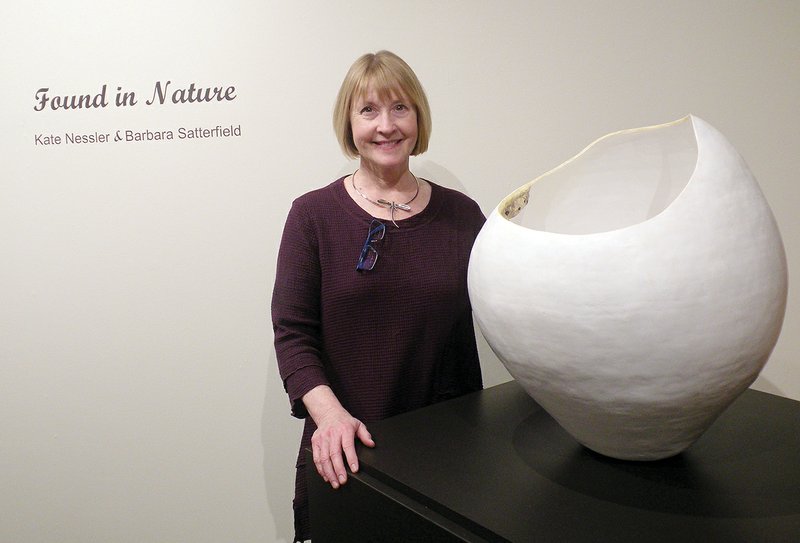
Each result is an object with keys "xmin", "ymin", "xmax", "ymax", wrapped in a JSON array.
[{"xmin": 356, "ymin": 381, "xmax": 800, "ymax": 542}]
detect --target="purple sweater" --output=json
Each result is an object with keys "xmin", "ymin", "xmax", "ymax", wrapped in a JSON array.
[{"xmin": 272, "ymin": 177, "xmax": 484, "ymax": 540}]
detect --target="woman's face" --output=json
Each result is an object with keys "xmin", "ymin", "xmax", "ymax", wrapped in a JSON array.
[{"xmin": 350, "ymin": 87, "xmax": 418, "ymax": 173}]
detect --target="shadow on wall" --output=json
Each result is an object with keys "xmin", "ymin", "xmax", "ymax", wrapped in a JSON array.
[
  {"xmin": 263, "ymin": 350, "xmax": 303, "ymax": 543},
  {"xmin": 415, "ymin": 160, "xmax": 512, "ymax": 388},
  {"xmin": 752, "ymin": 374, "xmax": 786, "ymax": 397},
  {"xmin": 414, "ymin": 159, "xmax": 468, "ymax": 197}
]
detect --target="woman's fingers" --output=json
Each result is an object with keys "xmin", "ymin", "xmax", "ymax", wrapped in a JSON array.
[
  {"xmin": 312, "ymin": 443, "xmax": 325, "ymax": 482},
  {"xmin": 311, "ymin": 417, "xmax": 374, "ymax": 488},
  {"xmin": 311, "ymin": 424, "xmax": 351, "ymax": 489},
  {"xmin": 341, "ymin": 436, "xmax": 359, "ymax": 474},
  {"xmin": 343, "ymin": 421, "xmax": 374, "ymax": 473},
  {"xmin": 356, "ymin": 422, "xmax": 375, "ymax": 448},
  {"xmin": 329, "ymin": 447, "xmax": 348, "ymax": 486},
  {"xmin": 312, "ymin": 433, "xmax": 340, "ymax": 488}
]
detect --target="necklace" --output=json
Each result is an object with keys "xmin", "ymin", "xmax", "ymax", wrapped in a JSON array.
[{"xmin": 351, "ymin": 169, "xmax": 420, "ymax": 227}]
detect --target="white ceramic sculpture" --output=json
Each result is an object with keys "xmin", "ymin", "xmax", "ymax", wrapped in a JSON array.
[{"xmin": 468, "ymin": 115, "xmax": 787, "ymax": 460}]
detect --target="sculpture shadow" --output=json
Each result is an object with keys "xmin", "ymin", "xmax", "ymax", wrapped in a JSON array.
[{"xmin": 512, "ymin": 401, "xmax": 800, "ymax": 519}]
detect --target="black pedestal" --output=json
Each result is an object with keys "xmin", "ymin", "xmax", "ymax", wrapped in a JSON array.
[{"xmin": 308, "ymin": 381, "xmax": 800, "ymax": 542}]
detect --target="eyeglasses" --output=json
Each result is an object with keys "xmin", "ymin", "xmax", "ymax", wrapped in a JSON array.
[{"xmin": 356, "ymin": 219, "xmax": 386, "ymax": 271}]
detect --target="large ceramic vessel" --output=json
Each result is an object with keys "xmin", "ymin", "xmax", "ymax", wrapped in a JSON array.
[{"xmin": 468, "ymin": 115, "xmax": 787, "ymax": 460}]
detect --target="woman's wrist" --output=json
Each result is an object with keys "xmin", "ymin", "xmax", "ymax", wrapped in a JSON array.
[{"xmin": 302, "ymin": 385, "xmax": 348, "ymax": 426}]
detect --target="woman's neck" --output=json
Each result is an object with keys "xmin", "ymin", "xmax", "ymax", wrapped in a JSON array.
[{"xmin": 357, "ymin": 161, "xmax": 412, "ymax": 191}]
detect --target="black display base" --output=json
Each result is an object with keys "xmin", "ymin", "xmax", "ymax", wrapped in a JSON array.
[{"xmin": 308, "ymin": 380, "xmax": 800, "ymax": 542}]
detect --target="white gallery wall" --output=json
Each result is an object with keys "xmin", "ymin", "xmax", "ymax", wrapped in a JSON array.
[{"xmin": 2, "ymin": 1, "xmax": 798, "ymax": 541}]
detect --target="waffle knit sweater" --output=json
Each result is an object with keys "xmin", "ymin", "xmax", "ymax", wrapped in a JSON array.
[{"xmin": 272, "ymin": 177, "xmax": 485, "ymax": 541}]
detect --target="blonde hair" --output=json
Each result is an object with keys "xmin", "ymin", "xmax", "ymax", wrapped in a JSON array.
[{"xmin": 333, "ymin": 50, "xmax": 432, "ymax": 158}]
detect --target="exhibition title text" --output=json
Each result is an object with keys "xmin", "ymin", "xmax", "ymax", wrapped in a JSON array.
[{"xmin": 33, "ymin": 81, "xmax": 237, "ymax": 111}]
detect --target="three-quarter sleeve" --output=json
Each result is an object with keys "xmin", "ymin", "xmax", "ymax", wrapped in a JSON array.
[{"xmin": 271, "ymin": 201, "xmax": 329, "ymax": 418}]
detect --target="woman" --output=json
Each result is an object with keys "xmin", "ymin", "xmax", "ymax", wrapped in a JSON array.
[{"xmin": 272, "ymin": 50, "xmax": 484, "ymax": 542}]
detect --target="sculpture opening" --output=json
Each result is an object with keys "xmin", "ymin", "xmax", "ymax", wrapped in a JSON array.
[{"xmin": 504, "ymin": 116, "xmax": 698, "ymax": 235}]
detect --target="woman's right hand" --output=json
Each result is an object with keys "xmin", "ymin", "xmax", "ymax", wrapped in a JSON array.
[{"xmin": 303, "ymin": 385, "xmax": 376, "ymax": 489}]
